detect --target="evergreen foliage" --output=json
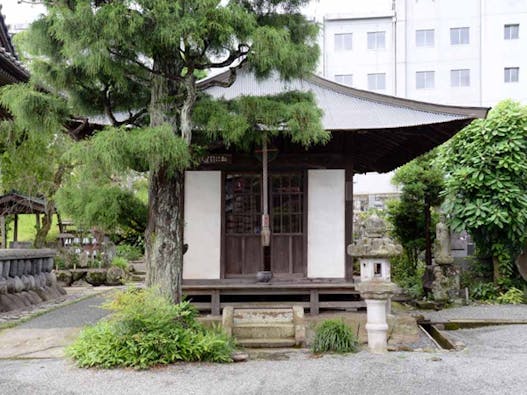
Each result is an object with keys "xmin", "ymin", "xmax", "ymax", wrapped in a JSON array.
[
  {"xmin": 7, "ymin": 0, "xmax": 326, "ymax": 302},
  {"xmin": 0, "ymin": 84, "xmax": 72, "ymax": 246},
  {"xmin": 387, "ymin": 152, "xmax": 444, "ymax": 273},
  {"xmin": 441, "ymin": 100, "xmax": 527, "ymax": 281},
  {"xmin": 67, "ymin": 288, "xmax": 235, "ymax": 369}
]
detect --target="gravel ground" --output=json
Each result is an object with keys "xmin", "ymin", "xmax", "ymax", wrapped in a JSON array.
[
  {"xmin": 1, "ymin": 324, "xmax": 526, "ymax": 395},
  {"xmin": 2, "ymin": 298, "xmax": 526, "ymax": 394},
  {"xmin": 415, "ymin": 304, "xmax": 527, "ymax": 321}
]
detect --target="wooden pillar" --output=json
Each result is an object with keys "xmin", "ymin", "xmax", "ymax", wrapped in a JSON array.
[
  {"xmin": 0, "ymin": 216, "xmax": 5, "ymax": 249},
  {"xmin": 57, "ymin": 212, "xmax": 64, "ymax": 234},
  {"xmin": 310, "ymin": 289, "xmax": 319, "ymax": 315},
  {"xmin": 35, "ymin": 213, "xmax": 41, "ymax": 231},
  {"xmin": 345, "ymin": 147, "xmax": 354, "ymax": 281},
  {"xmin": 211, "ymin": 290, "xmax": 221, "ymax": 316},
  {"xmin": 13, "ymin": 214, "xmax": 18, "ymax": 242}
]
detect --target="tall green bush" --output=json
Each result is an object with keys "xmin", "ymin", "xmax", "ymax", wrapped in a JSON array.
[
  {"xmin": 387, "ymin": 152, "xmax": 444, "ymax": 272},
  {"xmin": 441, "ymin": 100, "xmax": 527, "ymax": 282},
  {"xmin": 67, "ymin": 289, "xmax": 234, "ymax": 369}
]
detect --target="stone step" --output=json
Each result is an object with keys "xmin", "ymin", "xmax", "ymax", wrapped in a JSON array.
[
  {"xmin": 237, "ymin": 337, "xmax": 297, "ymax": 348},
  {"xmin": 233, "ymin": 308, "xmax": 293, "ymax": 325},
  {"xmin": 233, "ymin": 323, "xmax": 296, "ymax": 339}
]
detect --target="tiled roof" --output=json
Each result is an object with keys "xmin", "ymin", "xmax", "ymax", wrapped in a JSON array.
[{"xmin": 199, "ymin": 68, "xmax": 488, "ymax": 131}]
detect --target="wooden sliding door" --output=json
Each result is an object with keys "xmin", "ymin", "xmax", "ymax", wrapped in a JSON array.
[{"xmin": 224, "ymin": 172, "xmax": 306, "ymax": 278}]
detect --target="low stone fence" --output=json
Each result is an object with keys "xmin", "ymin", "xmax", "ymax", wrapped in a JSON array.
[{"xmin": 0, "ymin": 249, "xmax": 66, "ymax": 312}]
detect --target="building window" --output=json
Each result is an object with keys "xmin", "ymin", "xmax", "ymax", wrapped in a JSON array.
[
  {"xmin": 504, "ymin": 24, "xmax": 519, "ymax": 40},
  {"xmin": 416, "ymin": 71, "xmax": 435, "ymax": 89},
  {"xmin": 367, "ymin": 31, "xmax": 386, "ymax": 49},
  {"xmin": 335, "ymin": 33, "xmax": 353, "ymax": 51},
  {"xmin": 367, "ymin": 73, "xmax": 386, "ymax": 90},
  {"xmin": 450, "ymin": 27, "xmax": 470, "ymax": 45},
  {"xmin": 335, "ymin": 74, "xmax": 353, "ymax": 86},
  {"xmin": 416, "ymin": 29, "xmax": 434, "ymax": 47},
  {"xmin": 504, "ymin": 67, "xmax": 519, "ymax": 83},
  {"xmin": 451, "ymin": 69, "xmax": 471, "ymax": 87}
]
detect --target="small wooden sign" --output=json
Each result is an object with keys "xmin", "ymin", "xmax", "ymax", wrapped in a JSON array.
[{"xmin": 202, "ymin": 154, "xmax": 232, "ymax": 165}]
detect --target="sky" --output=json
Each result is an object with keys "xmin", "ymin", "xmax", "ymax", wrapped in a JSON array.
[
  {"xmin": 1, "ymin": 0, "xmax": 46, "ymax": 27},
  {"xmin": 1, "ymin": 0, "xmax": 333, "ymax": 28}
]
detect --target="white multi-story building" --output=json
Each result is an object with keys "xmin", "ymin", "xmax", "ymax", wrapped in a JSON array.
[
  {"xmin": 306, "ymin": 0, "xmax": 527, "ymax": 106},
  {"xmin": 303, "ymin": 0, "xmax": 527, "ymax": 214}
]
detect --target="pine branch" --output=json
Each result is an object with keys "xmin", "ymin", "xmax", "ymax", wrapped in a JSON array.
[
  {"xmin": 199, "ymin": 58, "xmax": 248, "ymax": 90},
  {"xmin": 195, "ymin": 44, "xmax": 250, "ymax": 69},
  {"xmin": 108, "ymin": 48, "xmax": 183, "ymax": 82}
]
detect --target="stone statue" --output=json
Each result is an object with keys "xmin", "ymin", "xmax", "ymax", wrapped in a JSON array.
[{"xmin": 433, "ymin": 217, "xmax": 453, "ymax": 265}]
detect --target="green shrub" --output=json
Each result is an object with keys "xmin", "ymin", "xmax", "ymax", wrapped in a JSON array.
[
  {"xmin": 111, "ymin": 256, "xmax": 129, "ymax": 270},
  {"xmin": 67, "ymin": 288, "xmax": 234, "ymax": 369},
  {"xmin": 391, "ymin": 255, "xmax": 425, "ymax": 299},
  {"xmin": 115, "ymin": 244, "xmax": 143, "ymax": 261},
  {"xmin": 470, "ymin": 282, "xmax": 499, "ymax": 301},
  {"xmin": 54, "ymin": 256, "xmax": 66, "ymax": 270},
  {"xmin": 496, "ymin": 287, "xmax": 525, "ymax": 304},
  {"xmin": 311, "ymin": 319, "xmax": 358, "ymax": 354}
]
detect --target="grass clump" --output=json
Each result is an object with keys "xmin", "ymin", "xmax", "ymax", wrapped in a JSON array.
[
  {"xmin": 311, "ymin": 319, "xmax": 359, "ymax": 354},
  {"xmin": 67, "ymin": 288, "xmax": 234, "ymax": 369}
]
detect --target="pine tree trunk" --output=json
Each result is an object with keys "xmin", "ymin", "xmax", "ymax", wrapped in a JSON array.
[
  {"xmin": 145, "ymin": 166, "xmax": 184, "ymax": 303},
  {"xmin": 144, "ymin": 56, "xmax": 188, "ymax": 303}
]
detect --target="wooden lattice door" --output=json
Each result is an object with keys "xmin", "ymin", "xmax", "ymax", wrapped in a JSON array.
[
  {"xmin": 224, "ymin": 172, "xmax": 306, "ymax": 278},
  {"xmin": 269, "ymin": 173, "xmax": 305, "ymax": 277},
  {"xmin": 225, "ymin": 174, "xmax": 263, "ymax": 276}
]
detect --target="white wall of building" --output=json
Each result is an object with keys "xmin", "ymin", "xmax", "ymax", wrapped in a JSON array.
[
  {"xmin": 183, "ymin": 171, "xmax": 221, "ymax": 279},
  {"xmin": 318, "ymin": 0, "xmax": 527, "ymax": 108},
  {"xmin": 307, "ymin": 169, "xmax": 345, "ymax": 278},
  {"xmin": 314, "ymin": 0, "xmax": 527, "ymax": 196}
]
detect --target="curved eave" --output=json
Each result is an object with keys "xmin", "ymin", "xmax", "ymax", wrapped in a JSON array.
[
  {"xmin": 308, "ymin": 74, "xmax": 489, "ymax": 121},
  {"xmin": 346, "ymin": 118, "xmax": 473, "ymax": 173},
  {"xmin": 198, "ymin": 68, "xmax": 489, "ymax": 132}
]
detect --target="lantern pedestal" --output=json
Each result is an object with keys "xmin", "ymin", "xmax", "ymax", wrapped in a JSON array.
[{"xmin": 357, "ymin": 280, "xmax": 398, "ymax": 354}]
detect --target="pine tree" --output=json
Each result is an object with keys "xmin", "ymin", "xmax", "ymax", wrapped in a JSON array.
[{"xmin": 5, "ymin": 0, "xmax": 326, "ymax": 302}]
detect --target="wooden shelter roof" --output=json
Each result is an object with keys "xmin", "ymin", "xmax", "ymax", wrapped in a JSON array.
[
  {"xmin": 199, "ymin": 69, "xmax": 489, "ymax": 173},
  {"xmin": 0, "ymin": 192, "xmax": 49, "ymax": 216}
]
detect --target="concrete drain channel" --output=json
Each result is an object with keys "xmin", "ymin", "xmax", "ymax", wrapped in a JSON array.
[
  {"xmin": 419, "ymin": 319, "xmax": 527, "ymax": 351},
  {"xmin": 419, "ymin": 323, "xmax": 456, "ymax": 350}
]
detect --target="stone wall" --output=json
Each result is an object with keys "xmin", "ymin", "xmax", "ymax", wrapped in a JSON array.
[{"xmin": 0, "ymin": 249, "xmax": 66, "ymax": 312}]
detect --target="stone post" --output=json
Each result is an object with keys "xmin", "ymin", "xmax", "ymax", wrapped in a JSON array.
[
  {"xmin": 347, "ymin": 215, "xmax": 401, "ymax": 354},
  {"xmin": 428, "ymin": 217, "xmax": 459, "ymax": 303}
]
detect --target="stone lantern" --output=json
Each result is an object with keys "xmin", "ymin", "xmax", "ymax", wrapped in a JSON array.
[{"xmin": 347, "ymin": 215, "xmax": 401, "ymax": 354}]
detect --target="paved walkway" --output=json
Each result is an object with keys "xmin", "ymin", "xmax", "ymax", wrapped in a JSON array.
[
  {"xmin": 0, "ymin": 292, "xmax": 111, "ymax": 359},
  {"xmin": 415, "ymin": 304, "xmax": 527, "ymax": 322}
]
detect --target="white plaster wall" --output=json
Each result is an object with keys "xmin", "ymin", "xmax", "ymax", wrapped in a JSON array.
[
  {"xmin": 183, "ymin": 171, "xmax": 221, "ymax": 279},
  {"xmin": 307, "ymin": 170, "xmax": 345, "ymax": 278}
]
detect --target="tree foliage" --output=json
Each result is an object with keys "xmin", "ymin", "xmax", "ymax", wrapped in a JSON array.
[
  {"xmin": 11, "ymin": 0, "xmax": 326, "ymax": 302},
  {"xmin": 441, "ymin": 100, "xmax": 527, "ymax": 279},
  {"xmin": 387, "ymin": 152, "xmax": 444, "ymax": 274},
  {"xmin": 0, "ymin": 84, "xmax": 72, "ymax": 246}
]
